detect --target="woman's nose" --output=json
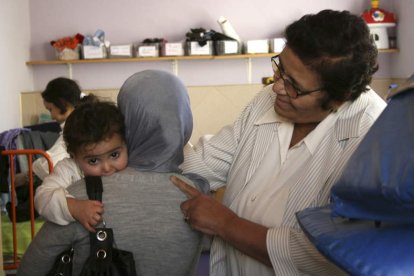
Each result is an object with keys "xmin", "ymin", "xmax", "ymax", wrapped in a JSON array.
[{"xmin": 272, "ymin": 77, "xmax": 287, "ymax": 95}]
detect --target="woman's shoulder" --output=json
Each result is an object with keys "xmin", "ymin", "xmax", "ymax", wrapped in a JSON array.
[
  {"xmin": 101, "ymin": 169, "xmax": 198, "ymax": 190},
  {"xmin": 236, "ymin": 85, "xmax": 275, "ymax": 125},
  {"xmin": 362, "ymin": 88, "xmax": 387, "ymax": 117},
  {"xmin": 340, "ymin": 89, "xmax": 385, "ymax": 119},
  {"xmin": 334, "ymin": 88, "xmax": 387, "ymax": 140},
  {"xmin": 250, "ymin": 84, "xmax": 275, "ymax": 108}
]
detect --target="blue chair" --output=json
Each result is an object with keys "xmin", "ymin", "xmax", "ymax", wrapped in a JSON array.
[{"xmin": 297, "ymin": 81, "xmax": 414, "ymax": 275}]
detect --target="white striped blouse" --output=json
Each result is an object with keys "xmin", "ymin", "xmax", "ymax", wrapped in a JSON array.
[{"xmin": 182, "ymin": 85, "xmax": 386, "ymax": 275}]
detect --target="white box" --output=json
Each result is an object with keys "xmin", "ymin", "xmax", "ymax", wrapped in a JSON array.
[
  {"xmin": 245, "ymin": 40, "xmax": 269, "ymax": 54},
  {"xmin": 162, "ymin": 42, "xmax": 184, "ymax": 56},
  {"xmin": 137, "ymin": 45, "xmax": 159, "ymax": 57},
  {"xmin": 270, "ymin": 38, "xmax": 286, "ymax": 53},
  {"xmin": 186, "ymin": 41, "xmax": 213, "ymax": 56},
  {"xmin": 109, "ymin": 44, "xmax": 133, "ymax": 58},
  {"xmin": 215, "ymin": 40, "xmax": 241, "ymax": 55},
  {"xmin": 81, "ymin": 45, "xmax": 107, "ymax": 59}
]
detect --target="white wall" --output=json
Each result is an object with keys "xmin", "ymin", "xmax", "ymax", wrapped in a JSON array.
[{"xmin": 0, "ymin": 0, "xmax": 33, "ymax": 132}]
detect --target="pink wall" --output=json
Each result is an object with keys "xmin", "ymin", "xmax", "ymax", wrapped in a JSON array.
[
  {"xmin": 28, "ymin": 0, "xmax": 396, "ymax": 90},
  {"xmin": 389, "ymin": 0, "xmax": 414, "ymax": 78}
]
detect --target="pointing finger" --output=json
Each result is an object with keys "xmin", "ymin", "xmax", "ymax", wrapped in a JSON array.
[{"xmin": 170, "ymin": 175, "xmax": 200, "ymax": 199}]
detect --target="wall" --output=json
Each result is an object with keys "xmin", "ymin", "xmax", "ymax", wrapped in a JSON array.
[
  {"xmin": 0, "ymin": 1, "xmax": 31, "ymax": 271},
  {"xmin": 390, "ymin": 0, "xmax": 414, "ymax": 78},
  {"xmin": 20, "ymin": 78, "xmax": 397, "ymax": 144},
  {"xmin": 0, "ymin": 0, "xmax": 409, "ymax": 132},
  {"xmin": 0, "ymin": 0, "xmax": 33, "ymax": 131},
  {"xmin": 28, "ymin": 0, "xmax": 393, "ymax": 91},
  {"xmin": 20, "ymin": 84, "xmax": 263, "ymax": 144}
]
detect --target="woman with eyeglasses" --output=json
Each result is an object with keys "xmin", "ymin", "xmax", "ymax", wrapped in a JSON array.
[{"xmin": 171, "ymin": 9, "xmax": 387, "ymax": 275}]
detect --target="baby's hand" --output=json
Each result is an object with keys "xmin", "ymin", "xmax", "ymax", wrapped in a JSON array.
[{"xmin": 67, "ymin": 198, "xmax": 104, "ymax": 232}]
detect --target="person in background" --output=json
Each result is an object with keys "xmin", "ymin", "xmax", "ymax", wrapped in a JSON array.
[
  {"xmin": 171, "ymin": 9, "xmax": 387, "ymax": 275},
  {"xmin": 33, "ymin": 77, "xmax": 84, "ymax": 179},
  {"xmin": 18, "ymin": 70, "xmax": 205, "ymax": 276},
  {"xmin": 15, "ymin": 77, "xmax": 83, "ymax": 185},
  {"xmin": 35, "ymin": 97, "xmax": 128, "ymax": 232}
]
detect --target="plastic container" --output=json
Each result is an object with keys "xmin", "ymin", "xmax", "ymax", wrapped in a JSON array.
[{"xmin": 217, "ymin": 16, "xmax": 241, "ymax": 43}]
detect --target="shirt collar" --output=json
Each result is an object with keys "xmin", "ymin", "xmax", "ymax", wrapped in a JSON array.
[
  {"xmin": 296, "ymin": 101, "xmax": 351, "ymax": 154},
  {"xmin": 301, "ymin": 110, "xmax": 338, "ymax": 154},
  {"xmin": 254, "ymin": 94, "xmax": 351, "ymax": 154}
]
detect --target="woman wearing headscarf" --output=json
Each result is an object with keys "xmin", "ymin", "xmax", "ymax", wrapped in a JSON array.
[{"xmin": 18, "ymin": 70, "xmax": 205, "ymax": 276}]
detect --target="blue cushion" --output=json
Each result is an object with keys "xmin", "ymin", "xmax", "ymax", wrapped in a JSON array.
[
  {"xmin": 331, "ymin": 89, "xmax": 414, "ymax": 223},
  {"xmin": 297, "ymin": 206, "xmax": 414, "ymax": 276}
]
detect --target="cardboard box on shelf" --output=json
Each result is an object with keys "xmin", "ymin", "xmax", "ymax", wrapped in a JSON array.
[
  {"xmin": 245, "ymin": 40, "xmax": 269, "ymax": 54},
  {"xmin": 161, "ymin": 42, "xmax": 185, "ymax": 57},
  {"xmin": 81, "ymin": 45, "xmax": 107, "ymax": 59},
  {"xmin": 109, "ymin": 44, "xmax": 133, "ymax": 58},
  {"xmin": 186, "ymin": 41, "xmax": 213, "ymax": 56}
]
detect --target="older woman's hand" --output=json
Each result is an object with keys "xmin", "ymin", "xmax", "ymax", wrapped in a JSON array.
[{"xmin": 170, "ymin": 175, "xmax": 237, "ymax": 237}]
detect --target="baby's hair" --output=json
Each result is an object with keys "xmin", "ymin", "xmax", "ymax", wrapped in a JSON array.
[{"xmin": 63, "ymin": 96, "xmax": 125, "ymax": 156}]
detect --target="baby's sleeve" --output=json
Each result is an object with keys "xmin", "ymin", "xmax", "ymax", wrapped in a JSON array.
[{"xmin": 34, "ymin": 158, "xmax": 79, "ymax": 225}]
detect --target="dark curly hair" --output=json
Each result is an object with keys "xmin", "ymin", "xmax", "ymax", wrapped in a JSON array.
[
  {"xmin": 63, "ymin": 95, "xmax": 126, "ymax": 156},
  {"xmin": 41, "ymin": 77, "xmax": 82, "ymax": 114},
  {"xmin": 285, "ymin": 9, "xmax": 378, "ymax": 110}
]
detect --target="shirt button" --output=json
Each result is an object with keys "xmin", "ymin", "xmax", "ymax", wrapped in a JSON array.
[{"xmin": 251, "ymin": 196, "xmax": 256, "ymax": 202}]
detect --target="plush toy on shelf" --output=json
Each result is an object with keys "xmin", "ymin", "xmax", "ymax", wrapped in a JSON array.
[{"xmin": 361, "ymin": 0, "xmax": 397, "ymax": 49}]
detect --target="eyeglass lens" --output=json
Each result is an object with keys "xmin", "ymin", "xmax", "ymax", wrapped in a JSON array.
[{"xmin": 271, "ymin": 56, "xmax": 298, "ymax": 98}]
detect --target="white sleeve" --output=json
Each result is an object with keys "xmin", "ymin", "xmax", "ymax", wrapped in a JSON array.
[
  {"xmin": 181, "ymin": 90, "xmax": 259, "ymax": 191},
  {"xmin": 34, "ymin": 158, "xmax": 82, "ymax": 225},
  {"xmin": 267, "ymin": 227, "xmax": 346, "ymax": 275},
  {"xmin": 32, "ymin": 134, "xmax": 69, "ymax": 180}
]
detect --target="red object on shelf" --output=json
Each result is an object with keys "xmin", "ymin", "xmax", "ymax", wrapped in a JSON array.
[
  {"xmin": 361, "ymin": 1, "xmax": 396, "ymax": 49},
  {"xmin": 361, "ymin": 0, "xmax": 396, "ymax": 25},
  {"xmin": 50, "ymin": 33, "xmax": 85, "ymax": 51}
]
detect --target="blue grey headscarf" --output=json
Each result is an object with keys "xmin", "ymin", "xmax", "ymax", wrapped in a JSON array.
[{"xmin": 117, "ymin": 70, "xmax": 193, "ymax": 173}]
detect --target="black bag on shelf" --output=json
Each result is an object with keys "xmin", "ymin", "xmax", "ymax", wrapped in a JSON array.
[{"xmin": 185, "ymin": 28, "xmax": 235, "ymax": 46}]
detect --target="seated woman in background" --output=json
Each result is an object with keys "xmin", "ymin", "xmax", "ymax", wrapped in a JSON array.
[
  {"xmin": 18, "ymin": 70, "xmax": 206, "ymax": 276},
  {"xmin": 32, "ymin": 77, "xmax": 83, "ymax": 180},
  {"xmin": 15, "ymin": 77, "xmax": 83, "ymax": 184}
]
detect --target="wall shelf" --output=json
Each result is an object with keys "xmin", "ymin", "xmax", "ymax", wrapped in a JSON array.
[
  {"xmin": 26, "ymin": 53, "xmax": 276, "ymax": 65},
  {"xmin": 25, "ymin": 48, "xmax": 398, "ymax": 66},
  {"xmin": 27, "ymin": 53, "xmax": 278, "ymax": 83},
  {"xmin": 26, "ymin": 48, "xmax": 399, "ymax": 83}
]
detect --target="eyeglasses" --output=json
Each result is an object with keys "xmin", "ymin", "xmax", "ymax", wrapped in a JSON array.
[{"xmin": 271, "ymin": 55, "xmax": 324, "ymax": 99}]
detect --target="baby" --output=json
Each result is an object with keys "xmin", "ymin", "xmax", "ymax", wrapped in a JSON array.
[{"xmin": 35, "ymin": 95, "xmax": 128, "ymax": 232}]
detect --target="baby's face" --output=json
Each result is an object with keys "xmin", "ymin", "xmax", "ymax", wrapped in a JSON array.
[{"xmin": 73, "ymin": 133, "xmax": 128, "ymax": 177}]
